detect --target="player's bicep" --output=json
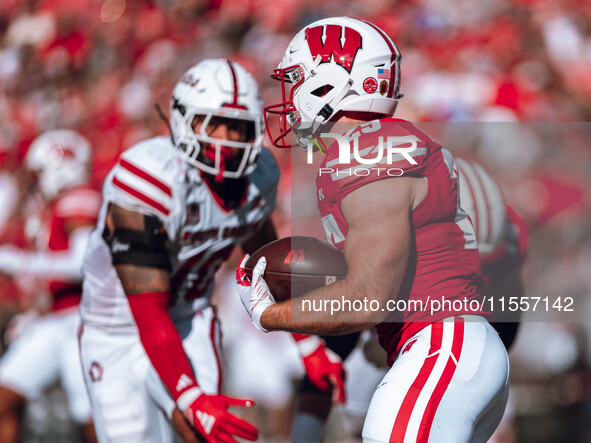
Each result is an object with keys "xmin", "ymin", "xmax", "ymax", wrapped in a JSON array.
[
  {"xmin": 340, "ymin": 178, "xmax": 415, "ymax": 307},
  {"xmin": 106, "ymin": 204, "xmax": 170, "ymax": 295}
]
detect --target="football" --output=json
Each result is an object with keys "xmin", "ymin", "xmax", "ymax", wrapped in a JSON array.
[{"xmin": 244, "ymin": 236, "xmax": 347, "ymax": 301}]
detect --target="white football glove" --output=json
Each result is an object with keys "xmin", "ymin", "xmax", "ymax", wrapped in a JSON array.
[{"xmin": 236, "ymin": 254, "xmax": 276, "ymax": 332}]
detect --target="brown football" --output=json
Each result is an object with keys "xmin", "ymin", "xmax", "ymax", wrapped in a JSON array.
[{"xmin": 244, "ymin": 236, "xmax": 347, "ymax": 302}]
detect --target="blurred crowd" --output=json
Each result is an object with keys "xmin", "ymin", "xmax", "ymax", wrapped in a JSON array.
[{"xmin": 0, "ymin": 0, "xmax": 591, "ymax": 441}]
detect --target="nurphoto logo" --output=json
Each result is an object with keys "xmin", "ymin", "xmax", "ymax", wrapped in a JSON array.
[
  {"xmin": 304, "ymin": 121, "xmax": 420, "ymax": 165},
  {"xmin": 303, "ymin": 122, "xmax": 422, "ymax": 178}
]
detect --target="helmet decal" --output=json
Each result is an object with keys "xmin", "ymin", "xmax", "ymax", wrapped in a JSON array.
[
  {"xmin": 305, "ymin": 25, "xmax": 362, "ymax": 73},
  {"xmin": 223, "ymin": 60, "xmax": 243, "ymax": 109},
  {"xmin": 363, "ymin": 77, "xmax": 378, "ymax": 93},
  {"xmin": 180, "ymin": 72, "xmax": 199, "ymax": 87}
]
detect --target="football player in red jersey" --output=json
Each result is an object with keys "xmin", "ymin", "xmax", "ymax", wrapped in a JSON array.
[
  {"xmin": 237, "ymin": 17, "xmax": 510, "ymax": 442},
  {"xmin": 0, "ymin": 130, "xmax": 99, "ymax": 443},
  {"xmin": 339, "ymin": 157, "xmax": 529, "ymax": 439}
]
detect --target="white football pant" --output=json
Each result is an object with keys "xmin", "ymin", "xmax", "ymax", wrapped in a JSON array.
[
  {"xmin": 362, "ymin": 316, "xmax": 509, "ymax": 443},
  {"xmin": 0, "ymin": 308, "xmax": 92, "ymax": 424},
  {"xmin": 79, "ymin": 306, "xmax": 222, "ymax": 443}
]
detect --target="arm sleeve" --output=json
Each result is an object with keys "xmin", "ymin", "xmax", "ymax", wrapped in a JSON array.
[{"xmin": 127, "ymin": 291, "xmax": 199, "ymax": 402}]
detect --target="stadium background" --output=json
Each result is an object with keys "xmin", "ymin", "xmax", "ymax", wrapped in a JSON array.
[{"xmin": 0, "ymin": 0, "xmax": 590, "ymax": 441}]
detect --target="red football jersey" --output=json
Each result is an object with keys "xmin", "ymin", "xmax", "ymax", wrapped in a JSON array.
[
  {"xmin": 44, "ymin": 186, "xmax": 101, "ymax": 311},
  {"xmin": 315, "ymin": 118, "xmax": 487, "ymax": 365}
]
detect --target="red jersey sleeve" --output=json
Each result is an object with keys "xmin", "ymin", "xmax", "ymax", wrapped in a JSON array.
[{"xmin": 319, "ymin": 118, "xmax": 434, "ymax": 205}]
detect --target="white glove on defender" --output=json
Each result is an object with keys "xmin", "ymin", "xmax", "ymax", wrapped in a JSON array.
[{"xmin": 236, "ymin": 254, "xmax": 276, "ymax": 332}]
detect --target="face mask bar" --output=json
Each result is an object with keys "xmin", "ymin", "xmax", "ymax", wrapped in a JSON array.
[
  {"xmin": 174, "ymin": 106, "xmax": 261, "ymax": 179},
  {"xmin": 264, "ymin": 65, "xmax": 306, "ymax": 149}
]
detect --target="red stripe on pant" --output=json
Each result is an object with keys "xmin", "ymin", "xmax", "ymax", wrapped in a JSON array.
[
  {"xmin": 389, "ymin": 318, "xmax": 464, "ymax": 442},
  {"xmin": 417, "ymin": 318, "xmax": 464, "ymax": 442}
]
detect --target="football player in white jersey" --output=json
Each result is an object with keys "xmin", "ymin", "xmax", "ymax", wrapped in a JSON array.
[
  {"xmin": 79, "ymin": 58, "xmax": 279, "ymax": 443},
  {"xmin": 0, "ymin": 129, "xmax": 99, "ymax": 443},
  {"xmin": 455, "ymin": 158, "xmax": 528, "ymax": 350}
]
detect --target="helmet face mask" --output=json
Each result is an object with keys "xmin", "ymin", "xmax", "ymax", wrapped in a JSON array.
[
  {"xmin": 170, "ymin": 59, "xmax": 264, "ymax": 180},
  {"xmin": 265, "ymin": 17, "xmax": 402, "ymax": 149},
  {"xmin": 265, "ymin": 65, "xmax": 305, "ymax": 149}
]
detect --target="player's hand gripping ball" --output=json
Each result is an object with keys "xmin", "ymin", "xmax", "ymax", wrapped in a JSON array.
[
  {"xmin": 243, "ymin": 236, "xmax": 347, "ymax": 301},
  {"xmin": 236, "ymin": 236, "xmax": 347, "ymax": 331}
]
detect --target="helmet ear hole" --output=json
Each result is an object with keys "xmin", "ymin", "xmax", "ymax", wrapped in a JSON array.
[
  {"xmin": 172, "ymin": 98, "xmax": 186, "ymax": 116},
  {"xmin": 311, "ymin": 85, "xmax": 334, "ymax": 97}
]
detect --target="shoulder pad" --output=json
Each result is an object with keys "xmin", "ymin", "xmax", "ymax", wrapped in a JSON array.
[
  {"xmin": 249, "ymin": 148, "xmax": 280, "ymax": 203},
  {"xmin": 318, "ymin": 119, "xmax": 434, "ymax": 201},
  {"xmin": 108, "ymin": 137, "xmax": 179, "ymax": 219},
  {"xmin": 456, "ymin": 158, "xmax": 507, "ymax": 258}
]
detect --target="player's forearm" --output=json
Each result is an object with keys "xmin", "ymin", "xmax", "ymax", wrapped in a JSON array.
[
  {"xmin": 137, "ymin": 317, "xmax": 197, "ymax": 400},
  {"xmin": 0, "ymin": 227, "xmax": 91, "ymax": 278},
  {"xmin": 127, "ymin": 291, "xmax": 198, "ymax": 402},
  {"xmin": 261, "ymin": 279, "xmax": 383, "ymax": 335},
  {"xmin": 262, "ymin": 302, "xmax": 368, "ymax": 335},
  {"xmin": 117, "ymin": 263, "xmax": 197, "ymax": 403}
]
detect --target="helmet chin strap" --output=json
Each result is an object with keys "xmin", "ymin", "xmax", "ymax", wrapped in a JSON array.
[
  {"xmin": 311, "ymin": 77, "xmax": 354, "ymax": 133},
  {"xmin": 292, "ymin": 76, "xmax": 353, "ymax": 149}
]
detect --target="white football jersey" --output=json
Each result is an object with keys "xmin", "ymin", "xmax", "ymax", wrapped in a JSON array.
[
  {"xmin": 81, "ymin": 136, "xmax": 278, "ymax": 330},
  {"xmin": 456, "ymin": 158, "xmax": 507, "ymax": 260}
]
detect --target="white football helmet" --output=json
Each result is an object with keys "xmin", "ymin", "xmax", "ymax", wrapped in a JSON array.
[
  {"xmin": 169, "ymin": 58, "xmax": 264, "ymax": 179},
  {"xmin": 265, "ymin": 16, "xmax": 402, "ymax": 148},
  {"xmin": 25, "ymin": 129, "xmax": 92, "ymax": 200},
  {"xmin": 456, "ymin": 158, "xmax": 507, "ymax": 260}
]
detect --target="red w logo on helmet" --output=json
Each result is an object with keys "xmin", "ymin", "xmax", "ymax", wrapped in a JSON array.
[{"xmin": 305, "ymin": 25, "xmax": 362, "ymax": 73}]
